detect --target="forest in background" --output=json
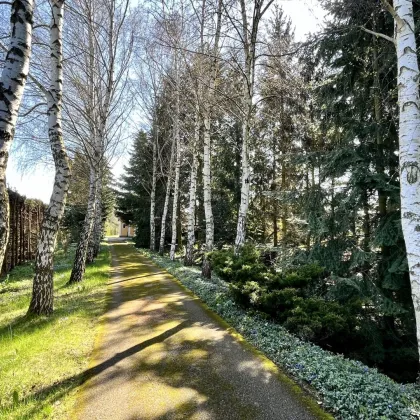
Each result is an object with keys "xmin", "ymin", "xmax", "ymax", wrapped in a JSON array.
[{"xmin": 117, "ymin": 0, "xmax": 420, "ymax": 383}]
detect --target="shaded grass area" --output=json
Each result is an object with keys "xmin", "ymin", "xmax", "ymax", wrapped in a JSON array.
[{"xmin": 0, "ymin": 245, "xmax": 111, "ymax": 419}]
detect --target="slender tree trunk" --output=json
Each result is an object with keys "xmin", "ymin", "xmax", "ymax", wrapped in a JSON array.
[
  {"xmin": 185, "ymin": 108, "xmax": 200, "ymax": 266},
  {"xmin": 92, "ymin": 195, "xmax": 102, "ymax": 258},
  {"xmin": 87, "ymin": 191, "xmax": 101, "ymax": 263},
  {"xmin": 169, "ymin": 53, "xmax": 181, "ymax": 261},
  {"xmin": 201, "ymin": 112, "xmax": 214, "ymax": 277},
  {"xmin": 0, "ymin": 0, "xmax": 34, "ymax": 269},
  {"xmin": 69, "ymin": 166, "xmax": 97, "ymax": 283},
  {"xmin": 150, "ymin": 121, "xmax": 157, "ymax": 251},
  {"xmin": 234, "ymin": 0, "xmax": 258, "ymax": 255},
  {"xmin": 391, "ymin": 0, "xmax": 420, "ymax": 370},
  {"xmin": 234, "ymin": 109, "xmax": 251, "ymax": 255},
  {"xmin": 201, "ymin": 0, "xmax": 221, "ymax": 277},
  {"xmin": 28, "ymin": 0, "xmax": 71, "ymax": 315},
  {"xmin": 169, "ymin": 103, "xmax": 181, "ymax": 260},
  {"xmin": 159, "ymin": 135, "xmax": 176, "ymax": 255}
]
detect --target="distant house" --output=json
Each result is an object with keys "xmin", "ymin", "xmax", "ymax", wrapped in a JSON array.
[{"xmin": 119, "ymin": 219, "xmax": 136, "ymax": 237}]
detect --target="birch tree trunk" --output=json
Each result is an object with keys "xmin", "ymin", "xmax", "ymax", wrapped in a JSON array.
[
  {"xmin": 0, "ymin": 0, "xmax": 34, "ymax": 269},
  {"xmin": 87, "ymin": 191, "xmax": 101, "ymax": 263},
  {"xmin": 169, "ymin": 93, "xmax": 181, "ymax": 260},
  {"xmin": 392, "ymin": 0, "xmax": 420, "ymax": 370},
  {"xmin": 201, "ymin": 0, "xmax": 221, "ymax": 277},
  {"xmin": 69, "ymin": 166, "xmax": 97, "ymax": 283},
  {"xmin": 201, "ymin": 112, "xmax": 214, "ymax": 277},
  {"xmin": 28, "ymin": 0, "xmax": 71, "ymax": 315},
  {"xmin": 150, "ymin": 122, "xmax": 157, "ymax": 251},
  {"xmin": 185, "ymin": 107, "xmax": 200, "ymax": 266},
  {"xmin": 159, "ymin": 135, "xmax": 176, "ymax": 255},
  {"xmin": 234, "ymin": 0, "xmax": 261, "ymax": 255}
]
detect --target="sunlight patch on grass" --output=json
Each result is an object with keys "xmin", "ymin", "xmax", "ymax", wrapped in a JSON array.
[{"xmin": 0, "ymin": 245, "xmax": 111, "ymax": 419}]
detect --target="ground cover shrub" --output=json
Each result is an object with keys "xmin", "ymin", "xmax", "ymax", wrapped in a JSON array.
[{"xmin": 139, "ymin": 247, "xmax": 420, "ymax": 420}]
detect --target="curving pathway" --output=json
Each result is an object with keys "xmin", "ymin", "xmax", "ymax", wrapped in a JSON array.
[{"xmin": 73, "ymin": 240, "xmax": 325, "ymax": 420}]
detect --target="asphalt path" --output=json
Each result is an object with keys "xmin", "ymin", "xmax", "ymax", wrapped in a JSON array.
[{"xmin": 73, "ymin": 240, "xmax": 321, "ymax": 420}]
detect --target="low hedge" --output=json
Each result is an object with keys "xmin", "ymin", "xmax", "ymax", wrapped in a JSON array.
[{"xmin": 138, "ymin": 248, "xmax": 420, "ymax": 420}]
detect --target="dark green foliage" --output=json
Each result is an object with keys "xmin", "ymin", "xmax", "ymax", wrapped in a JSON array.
[
  {"xmin": 62, "ymin": 152, "xmax": 115, "ymax": 244},
  {"xmin": 213, "ymin": 245, "xmax": 355, "ymax": 348},
  {"xmin": 210, "ymin": 243, "xmax": 417, "ymax": 382}
]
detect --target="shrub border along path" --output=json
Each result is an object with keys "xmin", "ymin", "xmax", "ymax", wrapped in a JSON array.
[{"xmin": 139, "ymin": 248, "xmax": 420, "ymax": 420}]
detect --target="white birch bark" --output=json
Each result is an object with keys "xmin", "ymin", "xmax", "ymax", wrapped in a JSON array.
[
  {"xmin": 69, "ymin": 166, "xmax": 97, "ymax": 283},
  {"xmin": 0, "ymin": 0, "xmax": 34, "ymax": 269},
  {"xmin": 87, "ymin": 191, "xmax": 102, "ymax": 263},
  {"xmin": 150, "ymin": 121, "xmax": 157, "ymax": 251},
  {"xmin": 234, "ymin": 0, "xmax": 254, "ymax": 255},
  {"xmin": 28, "ymin": 0, "xmax": 71, "ymax": 315},
  {"xmin": 159, "ymin": 134, "xmax": 176, "ymax": 255},
  {"xmin": 234, "ymin": 101, "xmax": 251, "ymax": 255},
  {"xmin": 201, "ymin": 111, "xmax": 214, "ymax": 276},
  {"xmin": 201, "ymin": 0, "xmax": 221, "ymax": 277},
  {"xmin": 392, "ymin": 0, "xmax": 420, "ymax": 369},
  {"xmin": 169, "ymin": 66, "xmax": 181, "ymax": 261},
  {"xmin": 185, "ymin": 106, "xmax": 200, "ymax": 266}
]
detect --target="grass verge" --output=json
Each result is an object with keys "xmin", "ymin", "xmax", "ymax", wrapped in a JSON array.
[
  {"xmin": 139, "ymin": 248, "xmax": 420, "ymax": 420},
  {"xmin": 0, "ymin": 245, "xmax": 111, "ymax": 419}
]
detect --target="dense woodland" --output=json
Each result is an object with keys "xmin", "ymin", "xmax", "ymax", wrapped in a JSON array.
[{"xmin": 1, "ymin": 0, "xmax": 420, "ymax": 396}]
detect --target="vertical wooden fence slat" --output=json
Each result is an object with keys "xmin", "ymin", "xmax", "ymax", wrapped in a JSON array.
[{"xmin": 1, "ymin": 190, "xmax": 46, "ymax": 275}]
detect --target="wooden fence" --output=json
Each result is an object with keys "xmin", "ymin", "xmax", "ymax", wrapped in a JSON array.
[{"xmin": 2, "ymin": 190, "xmax": 45, "ymax": 274}]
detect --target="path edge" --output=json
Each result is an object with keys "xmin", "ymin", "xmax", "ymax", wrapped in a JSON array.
[{"xmin": 137, "ymin": 249, "xmax": 334, "ymax": 420}]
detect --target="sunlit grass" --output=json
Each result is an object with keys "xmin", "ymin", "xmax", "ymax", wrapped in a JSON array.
[{"xmin": 0, "ymin": 245, "xmax": 111, "ymax": 419}]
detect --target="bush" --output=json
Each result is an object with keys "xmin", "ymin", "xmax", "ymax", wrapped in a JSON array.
[
  {"xmin": 283, "ymin": 298, "xmax": 355, "ymax": 344},
  {"xmin": 209, "ymin": 245, "xmax": 267, "ymax": 284}
]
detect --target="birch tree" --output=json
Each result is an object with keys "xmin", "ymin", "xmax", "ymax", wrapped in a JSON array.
[
  {"xmin": 184, "ymin": 99, "xmax": 200, "ymax": 265},
  {"xmin": 388, "ymin": 0, "xmax": 420, "ymax": 370},
  {"xmin": 66, "ymin": 0, "xmax": 133, "ymax": 282},
  {"xmin": 232, "ymin": 0, "xmax": 274, "ymax": 255},
  {"xmin": 28, "ymin": 0, "xmax": 71, "ymax": 315},
  {"xmin": 201, "ymin": 0, "xmax": 222, "ymax": 277},
  {"xmin": 159, "ymin": 132, "xmax": 175, "ymax": 254},
  {"xmin": 169, "ymin": 53, "xmax": 181, "ymax": 261},
  {"xmin": 361, "ymin": 0, "xmax": 420, "ymax": 368},
  {"xmin": 0, "ymin": 0, "xmax": 34, "ymax": 269}
]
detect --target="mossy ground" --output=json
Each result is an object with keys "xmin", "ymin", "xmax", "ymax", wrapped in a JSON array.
[{"xmin": 0, "ymin": 245, "xmax": 111, "ymax": 419}]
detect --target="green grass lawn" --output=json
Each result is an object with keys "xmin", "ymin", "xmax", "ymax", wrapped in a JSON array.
[{"xmin": 0, "ymin": 245, "xmax": 111, "ymax": 419}]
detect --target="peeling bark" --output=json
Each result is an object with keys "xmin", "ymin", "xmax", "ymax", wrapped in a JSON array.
[
  {"xmin": 28, "ymin": 0, "xmax": 70, "ymax": 315},
  {"xmin": 185, "ymin": 107, "xmax": 199, "ymax": 266},
  {"xmin": 392, "ymin": 0, "xmax": 420, "ymax": 369}
]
